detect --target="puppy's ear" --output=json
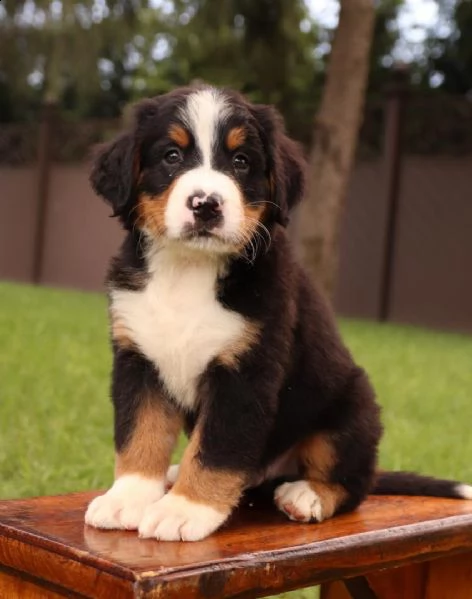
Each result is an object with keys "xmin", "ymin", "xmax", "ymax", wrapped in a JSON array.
[
  {"xmin": 90, "ymin": 98, "xmax": 160, "ymax": 217},
  {"xmin": 90, "ymin": 133, "xmax": 137, "ymax": 217},
  {"xmin": 251, "ymin": 104, "xmax": 306, "ymax": 226},
  {"xmin": 273, "ymin": 133, "xmax": 306, "ymax": 226}
]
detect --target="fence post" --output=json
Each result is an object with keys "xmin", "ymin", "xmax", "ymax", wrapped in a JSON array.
[
  {"xmin": 379, "ymin": 67, "xmax": 408, "ymax": 322},
  {"xmin": 32, "ymin": 101, "xmax": 56, "ymax": 284}
]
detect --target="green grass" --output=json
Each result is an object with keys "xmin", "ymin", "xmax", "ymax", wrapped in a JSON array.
[{"xmin": 1, "ymin": 281, "xmax": 472, "ymax": 599}]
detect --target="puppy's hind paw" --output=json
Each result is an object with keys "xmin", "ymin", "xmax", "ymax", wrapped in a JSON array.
[{"xmin": 274, "ymin": 480, "xmax": 325, "ymax": 523}]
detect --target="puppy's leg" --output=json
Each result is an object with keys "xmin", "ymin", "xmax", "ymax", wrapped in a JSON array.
[
  {"xmin": 275, "ymin": 369, "xmax": 382, "ymax": 523},
  {"xmin": 274, "ymin": 433, "xmax": 348, "ymax": 522},
  {"xmin": 85, "ymin": 349, "xmax": 182, "ymax": 530},
  {"xmin": 139, "ymin": 429, "xmax": 245, "ymax": 541},
  {"xmin": 139, "ymin": 363, "xmax": 274, "ymax": 541}
]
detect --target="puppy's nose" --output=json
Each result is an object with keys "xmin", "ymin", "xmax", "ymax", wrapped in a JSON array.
[{"xmin": 187, "ymin": 192, "xmax": 223, "ymax": 222}]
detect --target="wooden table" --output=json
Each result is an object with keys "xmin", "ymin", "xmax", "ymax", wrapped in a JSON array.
[{"xmin": 0, "ymin": 491, "xmax": 471, "ymax": 598}]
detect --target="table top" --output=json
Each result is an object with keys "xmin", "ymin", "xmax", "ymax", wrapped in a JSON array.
[{"xmin": 1, "ymin": 491, "xmax": 472, "ymax": 598}]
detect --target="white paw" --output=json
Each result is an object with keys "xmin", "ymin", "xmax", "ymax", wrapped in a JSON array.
[
  {"xmin": 456, "ymin": 484, "xmax": 472, "ymax": 500},
  {"xmin": 166, "ymin": 464, "xmax": 180, "ymax": 489},
  {"xmin": 274, "ymin": 480, "xmax": 324, "ymax": 523},
  {"xmin": 138, "ymin": 491, "xmax": 227, "ymax": 541},
  {"xmin": 85, "ymin": 475, "xmax": 165, "ymax": 530}
]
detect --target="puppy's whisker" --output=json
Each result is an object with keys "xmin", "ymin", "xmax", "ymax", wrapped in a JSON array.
[
  {"xmin": 249, "ymin": 200, "xmax": 279, "ymax": 209},
  {"xmin": 242, "ymin": 216, "xmax": 272, "ymax": 256},
  {"xmin": 235, "ymin": 229, "xmax": 257, "ymax": 264}
]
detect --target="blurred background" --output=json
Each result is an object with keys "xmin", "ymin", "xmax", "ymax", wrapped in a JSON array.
[
  {"xmin": 1, "ymin": 0, "xmax": 472, "ymax": 331},
  {"xmin": 1, "ymin": 0, "xmax": 472, "ymax": 332},
  {"xmin": 0, "ymin": 5, "xmax": 471, "ymax": 593}
]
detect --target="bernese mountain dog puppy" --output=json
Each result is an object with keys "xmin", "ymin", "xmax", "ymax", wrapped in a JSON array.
[{"xmin": 85, "ymin": 85, "xmax": 472, "ymax": 541}]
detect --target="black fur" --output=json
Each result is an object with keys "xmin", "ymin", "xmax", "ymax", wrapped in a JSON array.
[
  {"xmin": 111, "ymin": 348, "xmax": 165, "ymax": 452},
  {"xmin": 90, "ymin": 133, "xmax": 136, "ymax": 218},
  {"xmin": 249, "ymin": 103, "xmax": 305, "ymax": 225},
  {"xmin": 107, "ymin": 231, "xmax": 148, "ymax": 291},
  {"xmin": 373, "ymin": 472, "xmax": 465, "ymax": 498}
]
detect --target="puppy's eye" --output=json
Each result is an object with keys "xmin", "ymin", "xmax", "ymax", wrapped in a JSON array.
[
  {"xmin": 232, "ymin": 153, "xmax": 249, "ymax": 173},
  {"xmin": 164, "ymin": 148, "xmax": 183, "ymax": 165}
]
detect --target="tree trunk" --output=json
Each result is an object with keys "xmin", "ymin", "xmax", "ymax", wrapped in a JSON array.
[{"xmin": 299, "ymin": 0, "xmax": 375, "ymax": 299}]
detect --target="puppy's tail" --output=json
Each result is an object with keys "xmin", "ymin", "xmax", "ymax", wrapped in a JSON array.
[{"xmin": 372, "ymin": 471, "xmax": 472, "ymax": 499}]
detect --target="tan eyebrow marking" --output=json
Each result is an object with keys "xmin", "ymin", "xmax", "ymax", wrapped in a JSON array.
[
  {"xmin": 168, "ymin": 124, "xmax": 191, "ymax": 148},
  {"xmin": 226, "ymin": 126, "xmax": 246, "ymax": 150}
]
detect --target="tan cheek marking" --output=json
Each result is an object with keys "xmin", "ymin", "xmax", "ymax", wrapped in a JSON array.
[
  {"xmin": 298, "ymin": 432, "xmax": 336, "ymax": 480},
  {"xmin": 137, "ymin": 185, "xmax": 175, "ymax": 236},
  {"xmin": 169, "ymin": 124, "xmax": 190, "ymax": 148},
  {"xmin": 115, "ymin": 397, "xmax": 183, "ymax": 478},
  {"xmin": 308, "ymin": 481, "xmax": 347, "ymax": 521},
  {"xmin": 218, "ymin": 320, "xmax": 261, "ymax": 369},
  {"xmin": 172, "ymin": 430, "xmax": 245, "ymax": 513},
  {"xmin": 237, "ymin": 202, "xmax": 267, "ymax": 248},
  {"xmin": 244, "ymin": 202, "xmax": 265, "ymax": 221},
  {"xmin": 226, "ymin": 126, "xmax": 246, "ymax": 151}
]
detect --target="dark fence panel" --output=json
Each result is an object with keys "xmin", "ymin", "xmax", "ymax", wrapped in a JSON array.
[
  {"xmin": 333, "ymin": 89, "xmax": 472, "ymax": 333},
  {"xmin": 0, "ymin": 167, "xmax": 38, "ymax": 282},
  {"xmin": 40, "ymin": 165, "xmax": 123, "ymax": 292},
  {"xmin": 334, "ymin": 160, "xmax": 387, "ymax": 319},
  {"xmin": 334, "ymin": 156, "xmax": 472, "ymax": 333},
  {"xmin": 389, "ymin": 157, "xmax": 472, "ymax": 334}
]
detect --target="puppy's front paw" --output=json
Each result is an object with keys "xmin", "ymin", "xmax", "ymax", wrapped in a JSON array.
[
  {"xmin": 85, "ymin": 475, "xmax": 165, "ymax": 530},
  {"xmin": 138, "ymin": 491, "xmax": 227, "ymax": 541},
  {"xmin": 274, "ymin": 480, "xmax": 324, "ymax": 523}
]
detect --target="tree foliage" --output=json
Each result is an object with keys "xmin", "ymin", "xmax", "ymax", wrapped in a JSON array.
[
  {"xmin": 368, "ymin": 0, "xmax": 404, "ymax": 95},
  {"xmin": 0, "ymin": 0, "xmax": 404, "ymax": 132},
  {"xmin": 425, "ymin": 1, "xmax": 472, "ymax": 94},
  {"xmin": 0, "ymin": 0, "xmax": 160, "ymax": 121},
  {"xmin": 131, "ymin": 0, "xmax": 319, "ymax": 144}
]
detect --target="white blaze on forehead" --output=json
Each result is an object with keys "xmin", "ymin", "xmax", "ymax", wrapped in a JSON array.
[
  {"xmin": 167, "ymin": 88, "xmax": 243, "ymax": 244},
  {"xmin": 182, "ymin": 88, "xmax": 229, "ymax": 167}
]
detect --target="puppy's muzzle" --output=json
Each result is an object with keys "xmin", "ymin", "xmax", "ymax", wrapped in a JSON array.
[{"xmin": 187, "ymin": 191, "xmax": 224, "ymax": 229}]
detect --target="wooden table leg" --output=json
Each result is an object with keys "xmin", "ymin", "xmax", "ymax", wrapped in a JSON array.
[
  {"xmin": 320, "ymin": 551, "xmax": 472, "ymax": 599},
  {"xmin": 320, "ymin": 580, "xmax": 354, "ymax": 599},
  {"xmin": 422, "ymin": 552, "xmax": 472, "ymax": 599}
]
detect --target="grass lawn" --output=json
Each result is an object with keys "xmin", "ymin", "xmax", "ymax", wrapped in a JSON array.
[{"xmin": 1, "ymin": 281, "xmax": 472, "ymax": 598}]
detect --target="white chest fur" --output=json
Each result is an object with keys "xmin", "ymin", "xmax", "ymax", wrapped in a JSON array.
[{"xmin": 110, "ymin": 249, "xmax": 246, "ymax": 409}]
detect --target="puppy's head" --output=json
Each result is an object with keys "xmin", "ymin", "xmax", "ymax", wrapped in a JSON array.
[{"xmin": 91, "ymin": 86, "xmax": 305, "ymax": 254}]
